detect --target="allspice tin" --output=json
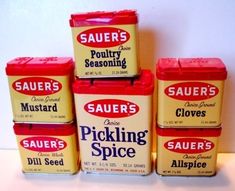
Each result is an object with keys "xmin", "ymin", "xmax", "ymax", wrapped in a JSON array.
[
  {"xmin": 156, "ymin": 127, "xmax": 221, "ymax": 176},
  {"xmin": 73, "ymin": 70, "xmax": 154, "ymax": 175},
  {"xmin": 70, "ymin": 10, "xmax": 140, "ymax": 78},
  {"xmin": 14, "ymin": 123, "xmax": 79, "ymax": 174},
  {"xmin": 156, "ymin": 58, "xmax": 227, "ymax": 128},
  {"xmin": 6, "ymin": 57, "xmax": 74, "ymax": 123}
]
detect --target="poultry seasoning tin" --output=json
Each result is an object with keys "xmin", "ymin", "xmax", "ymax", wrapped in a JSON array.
[
  {"xmin": 156, "ymin": 58, "xmax": 227, "ymax": 128},
  {"xmin": 156, "ymin": 127, "xmax": 221, "ymax": 176},
  {"xmin": 73, "ymin": 70, "xmax": 154, "ymax": 175},
  {"xmin": 6, "ymin": 57, "xmax": 74, "ymax": 123},
  {"xmin": 14, "ymin": 123, "xmax": 79, "ymax": 174},
  {"xmin": 70, "ymin": 10, "xmax": 140, "ymax": 78}
]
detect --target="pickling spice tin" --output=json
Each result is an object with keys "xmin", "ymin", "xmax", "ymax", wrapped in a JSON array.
[
  {"xmin": 73, "ymin": 70, "xmax": 154, "ymax": 175},
  {"xmin": 156, "ymin": 127, "xmax": 221, "ymax": 176},
  {"xmin": 6, "ymin": 57, "xmax": 74, "ymax": 123},
  {"xmin": 156, "ymin": 58, "xmax": 227, "ymax": 128},
  {"xmin": 14, "ymin": 123, "xmax": 79, "ymax": 174},
  {"xmin": 70, "ymin": 10, "xmax": 140, "ymax": 78}
]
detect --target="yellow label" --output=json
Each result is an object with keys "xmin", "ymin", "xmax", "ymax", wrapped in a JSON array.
[
  {"xmin": 157, "ymin": 80, "xmax": 224, "ymax": 127},
  {"xmin": 8, "ymin": 75, "xmax": 74, "ymax": 123},
  {"xmin": 74, "ymin": 94, "xmax": 152, "ymax": 175},
  {"xmin": 157, "ymin": 134, "xmax": 219, "ymax": 176},
  {"xmin": 71, "ymin": 25, "xmax": 139, "ymax": 77},
  {"xmin": 16, "ymin": 134, "xmax": 79, "ymax": 174}
]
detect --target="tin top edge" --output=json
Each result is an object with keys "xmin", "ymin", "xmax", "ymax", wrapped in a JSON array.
[
  {"xmin": 6, "ymin": 57, "xmax": 74, "ymax": 76},
  {"xmin": 156, "ymin": 58, "xmax": 227, "ymax": 80},
  {"xmin": 14, "ymin": 123, "xmax": 76, "ymax": 136},
  {"xmin": 73, "ymin": 69, "xmax": 154, "ymax": 95},
  {"xmin": 156, "ymin": 126, "xmax": 222, "ymax": 137},
  {"xmin": 70, "ymin": 10, "xmax": 138, "ymax": 27}
]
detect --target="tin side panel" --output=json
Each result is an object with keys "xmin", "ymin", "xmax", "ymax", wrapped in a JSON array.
[
  {"xmin": 16, "ymin": 133, "xmax": 79, "ymax": 174},
  {"xmin": 8, "ymin": 76, "xmax": 74, "ymax": 123},
  {"xmin": 74, "ymin": 94, "xmax": 152, "ymax": 175},
  {"xmin": 71, "ymin": 25, "xmax": 139, "ymax": 77},
  {"xmin": 157, "ymin": 80, "xmax": 224, "ymax": 127}
]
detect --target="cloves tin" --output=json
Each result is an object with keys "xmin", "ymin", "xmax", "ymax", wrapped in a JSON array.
[
  {"xmin": 156, "ymin": 58, "xmax": 227, "ymax": 128},
  {"xmin": 73, "ymin": 70, "xmax": 154, "ymax": 175},
  {"xmin": 14, "ymin": 123, "xmax": 79, "ymax": 174},
  {"xmin": 156, "ymin": 127, "xmax": 221, "ymax": 176},
  {"xmin": 69, "ymin": 10, "xmax": 140, "ymax": 78},
  {"xmin": 6, "ymin": 57, "xmax": 74, "ymax": 123}
]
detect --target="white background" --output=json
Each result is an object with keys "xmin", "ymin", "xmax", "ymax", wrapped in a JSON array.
[{"xmin": 0, "ymin": 0, "xmax": 235, "ymax": 152}]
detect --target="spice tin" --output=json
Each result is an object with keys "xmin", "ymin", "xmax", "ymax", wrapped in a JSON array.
[
  {"xmin": 14, "ymin": 123, "xmax": 79, "ymax": 174},
  {"xmin": 6, "ymin": 57, "xmax": 74, "ymax": 123},
  {"xmin": 156, "ymin": 127, "xmax": 221, "ymax": 176},
  {"xmin": 73, "ymin": 70, "xmax": 154, "ymax": 175},
  {"xmin": 156, "ymin": 58, "xmax": 227, "ymax": 128},
  {"xmin": 69, "ymin": 10, "xmax": 140, "ymax": 78}
]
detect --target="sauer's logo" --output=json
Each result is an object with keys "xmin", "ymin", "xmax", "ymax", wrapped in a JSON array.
[
  {"xmin": 12, "ymin": 77, "xmax": 62, "ymax": 96},
  {"xmin": 165, "ymin": 82, "xmax": 219, "ymax": 101},
  {"xmin": 20, "ymin": 137, "xmax": 67, "ymax": 152},
  {"xmin": 77, "ymin": 27, "xmax": 130, "ymax": 48},
  {"xmin": 164, "ymin": 138, "xmax": 214, "ymax": 154},
  {"xmin": 84, "ymin": 99, "xmax": 139, "ymax": 118}
]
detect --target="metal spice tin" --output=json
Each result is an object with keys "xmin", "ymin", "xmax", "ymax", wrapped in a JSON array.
[
  {"xmin": 156, "ymin": 58, "xmax": 227, "ymax": 128},
  {"xmin": 156, "ymin": 127, "xmax": 221, "ymax": 176},
  {"xmin": 6, "ymin": 57, "xmax": 74, "ymax": 123},
  {"xmin": 14, "ymin": 123, "xmax": 79, "ymax": 174},
  {"xmin": 69, "ymin": 10, "xmax": 140, "ymax": 78},
  {"xmin": 73, "ymin": 70, "xmax": 154, "ymax": 175}
]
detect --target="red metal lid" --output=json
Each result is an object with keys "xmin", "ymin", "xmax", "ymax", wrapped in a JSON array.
[
  {"xmin": 156, "ymin": 126, "xmax": 221, "ymax": 137},
  {"xmin": 156, "ymin": 58, "xmax": 227, "ymax": 80},
  {"xmin": 73, "ymin": 70, "xmax": 154, "ymax": 95},
  {"xmin": 70, "ymin": 10, "xmax": 138, "ymax": 27},
  {"xmin": 6, "ymin": 57, "xmax": 74, "ymax": 76},
  {"xmin": 14, "ymin": 123, "xmax": 76, "ymax": 136}
]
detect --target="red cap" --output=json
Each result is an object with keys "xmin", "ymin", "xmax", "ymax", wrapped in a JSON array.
[
  {"xmin": 156, "ymin": 126, "xmax": 221, "ymax": 137},
  {"xmin": 6, "ymin": 57, "xmax": 74, "ymax": 76},
  {"xmin": 70, "ymin": 10, "xmax": 138, "ymax": 27},
  {"xmin": 73, "ymin": 70, "xmax": 154, "ymax": 95},
  {"xmin": 156, "ymin": 58, "xmax": 227, "ymax": 80},
  {"xmin": 14, "ymin": 123, "xmax": 76, "ymax": 136}
]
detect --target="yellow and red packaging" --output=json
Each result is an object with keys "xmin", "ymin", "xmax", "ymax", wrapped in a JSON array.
[
  {"xmin": 14, "ymin": 123, "xmax": 79, "ymax": 174},
  {"xmin": 6, "ymin": 57, "xmax": 74, "ymax": 123},
  {"xmin": 73, "ymin": 70, "xmax": 154, "ymax": 175},
  {"xmin": 156, "ymin": 127, "xmax": 221, "ymax": 176},
  {"xmin": 69, "ymin": 10, "xmax": 140, "ymax": 78},
  {"xmin": 156, "ymin": 58, "xmax": 227, "ymax": 128}
]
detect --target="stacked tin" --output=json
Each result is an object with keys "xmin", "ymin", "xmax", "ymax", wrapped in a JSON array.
[
  {"xmin": 156, "ymin": 58, "xmax": 227, "ymax": 176},
  {"xmin": 70, "ymin": 10, "xmax": 154, "ymax": 175},
  {"xmin": 5, "ymin": 57, "xmax": 79, "ymax": 174}
]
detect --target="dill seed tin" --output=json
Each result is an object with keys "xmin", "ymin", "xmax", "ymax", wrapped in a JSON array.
[
  {"xmin": 73, "ymin": 70, "xmax": 154, "ymax": 175},
  {"xmin": 70, "ymin": 10, "xmax": 140, "ymax": 78},
  {"xmin": 156, "ymin": 127, "xmax": 221, "ymax": 176},
  {"xmin": 6, "ymin": 57, "xmax": 74, "ymax": 123},
  {"xmin": 156, "ymin": 58, "xmax": 227, "ymax": 128},
  {"xmin": 14, "ymin": 123, "xmax": 79, "ymax": 174}
]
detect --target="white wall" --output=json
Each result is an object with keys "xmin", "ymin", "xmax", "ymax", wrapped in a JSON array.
[{"xmin": 1, "ymin": 0, "xmax": 234, "ymax": 152}]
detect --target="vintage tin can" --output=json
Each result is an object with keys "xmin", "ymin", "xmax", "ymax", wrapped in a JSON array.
[
  {"xmin": 73, "ymin": 70, "xmax": 154, "ymax": 175},
  {"xmin": 156, "ymin": 127, "xmax": 221, "ymax": 176},
  {"xmin": 69, "ymin": 10, "xmax": 140, "ymax": 78},
  {"xmin": 6, "ymin": 57, "xmax": 74, "ymax": 123},
  {"xmin": 14, "ymin": 123, "xmax": 79, "ymax": 174},
  {"xmin": 156, "ymin": 58, "xmax": 227, "ymax": 128}
]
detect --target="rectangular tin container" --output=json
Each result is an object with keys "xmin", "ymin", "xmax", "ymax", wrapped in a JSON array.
[
  {"xmin": 156, "ymin": 58, "xmax": 227, "ymax": 128},
  {"xmin": 156, "ymin": 127, "xmax": 221, "ymax": 176},
  {"xmin": 6, "ymin": 57, "xmax": 74, "ymax": 123},
  {"xmin": 70, "ymin": 10, "xmax": 140, "ymax": 78},
  {"xmin": 14, "ymin": 123, "xmax": 79, "ymax": 174},
  {"xmin": 73, "ymin": 70, "xmax": 154, "ymax": 175}
]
